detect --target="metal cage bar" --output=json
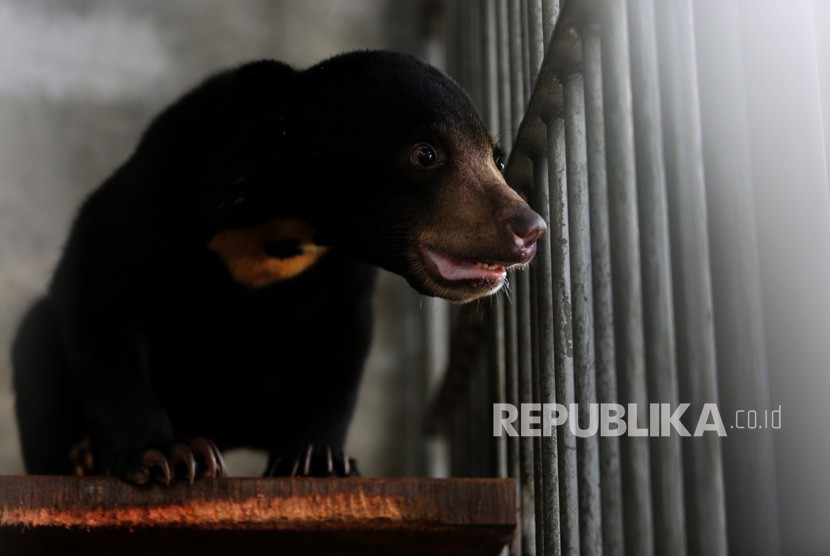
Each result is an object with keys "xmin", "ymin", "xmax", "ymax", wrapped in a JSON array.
[
  {"xmin": 496, "ymin": 0, "xmax": 514, "ymax": 150},
  {"xmin": 507, "ymin": 0, "xmax": 526, "ymax": 131},
  {"xmin": 532, "ymin": 153, "xmax": 560, "ymax": 556},
  {"xmin": 527, "ymin": 0, "xmax": 545, "ymax": 84},
  {"xmin": 598, "ymin": 2, "xmax": 655, "ymax": 554},
  {"xmin": 481, "ymin": 0, "xmax": 500, "ymax": 133},
  {"xmin": 547, "ymin": 115, "xmax": 579, "ymax": 556},
  {"xmin": 541, "ymin": 0, "xmax": 557, "ymax": 49},
  {"xmin": 562, "ymin": 70, "xmax": 602, "ymax": 556},
  {"xmin": 581, "ymin": 22, "xmax": 625, "ymax": 556},
  {"xmin": 626, "ymin": 0, "xmax": 687, "ymax": 553},
  {"xmin": 517, "ymin": 269, "xmax": 537, "ymax": 556},
  {"xmin": 654, "ymin": 1, "xmax": 728, "ymax": 554},
  {"xmin": 520, "ymin": 0, "xmax": 532, "ymax": 103}
]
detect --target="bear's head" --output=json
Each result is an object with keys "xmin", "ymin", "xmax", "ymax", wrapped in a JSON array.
[{"xmin": 291, "ymin": 51, "xmax": 546, "ymax": 302}]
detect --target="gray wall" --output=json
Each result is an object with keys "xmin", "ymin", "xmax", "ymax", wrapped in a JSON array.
[{"xmin": 0, "ymin": 0, "xmax": 426, "ymax": 476}]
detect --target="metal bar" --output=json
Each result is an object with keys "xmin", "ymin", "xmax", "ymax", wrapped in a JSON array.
[
  {"xmin": 532, "ymin": 153, "xmax": 560, "ymax": 556},
  {"xmin": 482, "ymin": 0, "xmax": 508, "ymax": 481},
  {"xmin": 530, "ymin": 264, "xmax": 545, "ymax": 556},
  {"xmin": 546, "ymin": 116, "xmax": 579, "ymax": 556},
  {"xmin": 496, "ymin": 0, "xmax": 514, "ymax": 150},
  {"xmin": 451, "ymin": 404, "xmax": 462, "ymax": 477},
  {"xmin": 562, "ymin": 71, "xmax": 602, "ymax": 556},
  {"xmin": 599, "ymin": 1, "xmax": 655, "ymax": 554},
  {"xmin": 541, "ymin": 0, "xmax": 558, "ymax": 48},
  {"xmin": 467, "ymin": 0, "xmax": 484, "ymax": 112},
  {"xmin": 521, "ymin": 0, "xmax": 532, "ymax": 105},
  {"xmin": 492, "ymin": 298, "xmax": 509, "ymax": 478},
  {"xmin": 474, "ymin": 351, "xmax": 488, "ymax": 477},
  {"xmin": 455, "ymin": 0, "xmax": 470, "ymax": 104},
  {"xmin": 580, "ymin": 23, "xmax": 624, "ymax": 556},
  {"xmin": 693, "ymin": 1, "xmax": 780, "ymax": 553},
  {"xmin": 482, "ymin": 0, "xmax": 501, "ymax": 133},
  {"xmin": 444, "ymin": 0, "xmax": 458, "ymax": 84},
  {"xmin": 466, "ymin": 352, "xmax": 476, "ymax": 477},
  {"xmin": 653, "ymin": 1, "xmax": 728, "ymax": 554},
  {"xmin": 517, "ymin": 269, "xmax": 537, "ymax": 556},
  {"xmin": 508, "ymin": 0, "xmax": 527, "ymax": 132},
  {"xmin": 423, "ymin": 295, "xmax": 451, "ymax": 478},
  {"xmin": 528, "ymin": 0, "xmax": 545, "ymax": 82},
  {"xmin": 504, "ymin": 274, "xmax": 522, "ymax": 556},
  {"xmin": 625, "ymin": 0, "xmax": 687, "ymax": 553}
]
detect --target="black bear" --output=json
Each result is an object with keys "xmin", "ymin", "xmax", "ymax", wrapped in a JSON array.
[{"xmin": 12, "ymin": 51, "xmax": 545, "ymax": 485}]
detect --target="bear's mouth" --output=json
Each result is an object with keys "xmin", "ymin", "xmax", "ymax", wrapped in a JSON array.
[
  {"xmin": 422, "ymin": 245, "xmax": 507, "ymax": 282},
  {"xmin": 418, "ymin": 244, "xmax": 534, "ymax": 296}
]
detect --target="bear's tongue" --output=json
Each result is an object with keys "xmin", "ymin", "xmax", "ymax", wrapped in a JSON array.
[{"xmin": 423, "ymin": 246, "xmax": 506, "ymax": 282}]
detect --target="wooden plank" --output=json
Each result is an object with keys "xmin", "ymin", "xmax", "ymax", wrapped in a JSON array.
[{"xmin": 0, "ymin": 477, "xmax": 516, "ymax": 556}]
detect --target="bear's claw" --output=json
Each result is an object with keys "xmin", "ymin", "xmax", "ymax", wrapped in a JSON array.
[
  {"xmin": 266, "ymin": 445, "xmax": 359, "ymax": 478},
  {"xmin": 116, "ymin": 437, "xmax": 227, "ymax": 485}
]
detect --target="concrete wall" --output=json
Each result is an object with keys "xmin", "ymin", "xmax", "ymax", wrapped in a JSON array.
[{"xmin": 0, "ymin": 0, "xmax": 426, "ymax": 476}]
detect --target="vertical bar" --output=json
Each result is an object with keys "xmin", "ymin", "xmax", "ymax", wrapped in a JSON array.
[
  {"xmin": 492, "ymin": 298, "xmax": 509, "ymax": 478},
  {"xmin": 517, "ymin": 269, "xmax": 537, "ymax": 556},
  {"xmin": 541, "ymin": 0, "xmax": 558, "ymax": 48},
  {"xmin": 562, "ymin": 72, "xmax": 603, "ymax": 556},
  {"xmin": 504, "ymin": 274, "xmax": 522, "ymax": 556},
  {"xmin": 444, "ymin": 0, "xmax": 458, "ymax": 82},
  {"xmin": 468, "ymin": 359, "xmax": 479, "ymax": 476},
  {"xmin": 467, "ymin": 0, "xmax": 484, "ymax": 112},
  {"xmin": 599, "ymin": 1, "xmax": 655, "ymax": 554},
  {"xmin": 530, "ymin": 263, "xmax": 545, "ymax": 556},
  {"xmin": 482, "ymin": 0, "xmax": 500, "ymax": 133},
  {"xmin": 693, "ymin": 1, "xmax": 780, "ymax": 553},
  {"xmin": 625, "ymin": 0, "xmax": 687, "ymax": 554},
  {"xmin": 521, "ymin": 0, "xmax": 532, "ymax": 103},
  {"xmin": 528, "ymin": 0, "xmax": 545, "ymax": 82},
  {"xmin": 581, "ymin": 24, "xmax": 625, "ymax": 556},
  {"xmin": 533, "ymin": 154, "xmax": 561, "ymax": 556},
  {"xmin": 451, "ymin": 405, "xmax": 462, "ymax": 476},
  {"xmin": 546, "ymin": 115, "xmax": 579, "ymax": 556},
  {"xmin": 653, "ymin": 1, "xmax": 728, "ymax": 554},
  {"xmin": 481, "ymin": 0, "xmax": 507, "ymax": 480},
  {"xmin": 474, "ymin": 354, "xmax": 493, "ymax": 477},
  {"xmin": 496, "ymin": 0, "xmax": 514, "ymax": 151},
  {"xmin": 423, "ymin": 296, "xmax": 451, "ymax": 478},
  {"xmin": 508, "ymin": 0, "xmax": 526, "ymax": 131},
  {"xmin": 455, "ymin": 0, "xmax": 470, "ymax": 97}
]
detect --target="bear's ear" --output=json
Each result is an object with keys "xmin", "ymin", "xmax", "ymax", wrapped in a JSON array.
[{"xmin": 229, "ymin": 60, "xmax": 297, "ymax": 119}]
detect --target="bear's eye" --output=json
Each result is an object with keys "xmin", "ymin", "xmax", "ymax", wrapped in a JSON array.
[
  {"xmin": 494, "ymin": 152, "xmax": 506, "ymax": 172},
  {"xmin": 411, "ymin": 144, "xmax": 438, "ymax": 169},
  {"xmin": 493, "ymin": 147, "xmax": 505, "ymax": 172}
]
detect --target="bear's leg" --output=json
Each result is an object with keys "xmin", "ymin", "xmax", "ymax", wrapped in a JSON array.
[
  {"xmin": 12, "ymin": 298, "xmax": 85, "ymax": 474},
  {"xmin": 264, "ymin": 298, "xmax": 373, "ymax": 478}
]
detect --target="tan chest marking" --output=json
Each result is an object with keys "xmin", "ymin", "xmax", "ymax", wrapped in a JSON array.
[{"xmin": 208, "ymin": 219, "xmax": 328, "ymax": 288}]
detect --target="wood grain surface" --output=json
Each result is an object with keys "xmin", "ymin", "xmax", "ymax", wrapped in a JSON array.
[{"xmin": 0, "ymin": 476, "xmax": 516, "ymax": 555}]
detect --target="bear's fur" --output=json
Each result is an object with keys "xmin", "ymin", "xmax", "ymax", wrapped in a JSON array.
[{"xmin": 12, "ymin": 51, "xmax": 545, "ymax": 484}]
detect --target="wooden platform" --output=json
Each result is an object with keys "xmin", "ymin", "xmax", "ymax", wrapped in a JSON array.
[{"xmin": 0, "ymin": 477, "xmax": 516, "ymax": 555}]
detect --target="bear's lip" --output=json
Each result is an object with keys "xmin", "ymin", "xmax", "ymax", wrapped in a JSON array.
[{"xmin": 418, "ymin": 244, "xmax": 531, "ymax": 286}]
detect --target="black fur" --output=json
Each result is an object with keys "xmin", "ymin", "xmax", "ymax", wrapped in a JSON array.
[{"xmin": 12, "ymin": 51, "xmax": 544, "ymax": 482}]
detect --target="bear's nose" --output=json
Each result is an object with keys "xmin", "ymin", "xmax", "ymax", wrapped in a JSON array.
[{"xmin": 507, "ymin": 209, "xmax": 547, "ymax": 249}]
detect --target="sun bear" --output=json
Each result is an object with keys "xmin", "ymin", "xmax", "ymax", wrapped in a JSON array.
[{"xmin": 12, "ymin": 51, "xmax": 545, "ymax": 484}]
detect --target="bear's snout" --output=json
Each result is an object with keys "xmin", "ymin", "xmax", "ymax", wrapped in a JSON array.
[{"xmin": 505, "ymin": 207, "xmax": 546, "ymax": 254}]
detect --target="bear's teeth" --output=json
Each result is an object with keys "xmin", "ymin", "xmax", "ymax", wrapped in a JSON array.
[{"xmin": 475, "ymin": 262, "xmax": 501, "ymax": 271}]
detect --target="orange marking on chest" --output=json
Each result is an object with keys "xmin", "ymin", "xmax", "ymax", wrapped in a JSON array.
[{"xmin": 208, "ymin": 219, "xmax": 328, "ymax": 288}]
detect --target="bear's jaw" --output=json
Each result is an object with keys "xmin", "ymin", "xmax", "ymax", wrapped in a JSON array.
[{"xmin": 415, "ymin": 243, "xmax": 536, "ymax": 301}]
